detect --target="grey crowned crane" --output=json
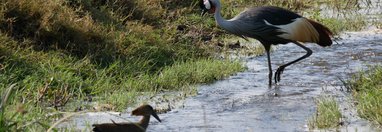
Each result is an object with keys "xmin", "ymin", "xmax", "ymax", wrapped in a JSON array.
[
  {"xmin": 92, "ymin": 105, "xmax": 161, "ymax": 132},
  {"xmin": 200, "ymin": 0, "xmax": 333, "ymax": 86}
]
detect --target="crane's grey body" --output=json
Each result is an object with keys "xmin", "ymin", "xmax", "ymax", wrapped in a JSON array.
[
  {"xmin": 201, "ymin": 0, "xmax": 333, "ymax": 86},
  {"xmin": 220, "ymin": 6, "xmax": 302, "ymax": 45}
]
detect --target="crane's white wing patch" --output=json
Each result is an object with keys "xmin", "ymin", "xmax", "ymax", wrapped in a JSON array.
[{"xmin": 264, "ymin": 18, "xmax": 319, "ymax": 43}]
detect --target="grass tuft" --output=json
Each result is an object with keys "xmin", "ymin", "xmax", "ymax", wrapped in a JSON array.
[
  {"xmin": 346, "ymin": 66, "xmax": 382, "ymax": 125},
  {"xmin": 0, "ymin": 84, "xmax": 18, "ymax": 132},
  {"xmin": 309, "ymin": 97, "xmax": 342, "ymax": 129},
  {"xmin": 157, "ymin": 59, "xmax": 244, "ymax": 90}
]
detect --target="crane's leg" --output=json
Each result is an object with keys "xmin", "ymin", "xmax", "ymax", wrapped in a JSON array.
[
  {"xmin": 264, "ymin": 44, "xmax": 273, "ymax": 86},
  {"xmin": 274, "ymin": 41, "xmax": 312, "ymax": 83}
]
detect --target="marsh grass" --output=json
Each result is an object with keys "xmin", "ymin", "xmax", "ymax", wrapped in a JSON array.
[
  {"xmin": 0, "ymin": 0, "xmax": 244, "ymax": 128},
  {"xmin": 308, "ymin": 10, "xmax": 367, "ymax": 35},
  {"xmin": 308, "ymin": 97, "xmax": 342, "ymax": 129},
  {"xmin": 101, "ymin": 59, "xmax": 244, "ymax": 110},
  {"xmin": 0, "ymin": 84, "xmax": 20, "ymax": 131},
  {"xmin": 346, "ymin": 66, "xmax": 382, "ymax": 126}
]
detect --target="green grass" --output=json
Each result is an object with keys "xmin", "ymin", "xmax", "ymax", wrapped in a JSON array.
[
  {"xmin": 0, "ymin": 0, "xmax": 245, "ymax": 129},
  {"xmin": 103, "ymin": 59, "xmax": 244, "ymax": 110},
  {"xmin": 309, "ymin": 97, "xmax": 342, "ymax": 129},
  {"xmin": 0, "ymin": 33, "xmax": 245, "ymax": 130},
  {"xmin": 346, "ymin": 66, "xmax": 382, "ymax": 126},
  {"xmin": 308, "ymin": 10, "xmax": 367, "ymax": 35},
  {"xmin": 0, "ymin": 84, "xmax": 18, "ymax": 131}
]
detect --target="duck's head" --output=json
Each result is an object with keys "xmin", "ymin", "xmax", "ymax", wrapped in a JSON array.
[{"xmin": 131, "ymin": 105, "xmax": 161, "ymax": 122}]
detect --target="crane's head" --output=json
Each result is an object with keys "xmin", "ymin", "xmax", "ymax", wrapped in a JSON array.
[{"xmin": 200, "ymin": 0, "xmax": 216, "ymax": 16}]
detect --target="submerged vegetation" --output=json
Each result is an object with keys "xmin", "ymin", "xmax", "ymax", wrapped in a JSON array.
[
  {"xmin": 346, "ymin": 66, "xmax": 382, "ymax": 126},
  {"xmin": 0, "ymin": 0, "xmax": 379, "ymax": 131},
  {"xmin": 308, "ymin": 97, "xmax": 342, "ymax": 129}
]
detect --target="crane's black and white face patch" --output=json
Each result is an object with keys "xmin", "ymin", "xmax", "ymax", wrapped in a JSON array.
[
  {"xmin": 200, "ymin": 0, "xmax": 215, "ymax": 16},
  {"xmin": 203, "ymin": 0, "xmax": 212, "ymax": 10}
]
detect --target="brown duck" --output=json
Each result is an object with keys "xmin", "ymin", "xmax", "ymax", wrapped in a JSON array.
[{"xmin": 92, "ymin": 105, "xmax": 161, "ymax": 132}]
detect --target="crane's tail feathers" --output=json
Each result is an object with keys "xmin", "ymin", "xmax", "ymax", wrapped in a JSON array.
[{"xmin": 307, "ymin": 19, "xmax": 333, "ymax": 47}]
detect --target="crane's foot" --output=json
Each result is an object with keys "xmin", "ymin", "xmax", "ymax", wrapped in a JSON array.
[{"xmin": 274, "ymin": 66, "xmax": 285, "ymax": 83}]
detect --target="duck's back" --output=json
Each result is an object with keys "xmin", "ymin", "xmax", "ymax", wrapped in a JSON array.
[{"xmin": 92, "ymin": 123, "xmax": 145, "ymax": 132}]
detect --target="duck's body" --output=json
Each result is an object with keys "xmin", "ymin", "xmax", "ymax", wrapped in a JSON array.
[
  {"xmin": 92, "ymin": 105, "xmax": 161, "ymax": 132},
  {"xmin": 93, "ymin": 123, "xmax": 143, "ymax": 132}
]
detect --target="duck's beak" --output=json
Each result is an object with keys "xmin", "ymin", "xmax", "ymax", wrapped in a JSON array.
[{"xmin": 152, "ymin": 112, "xmax": 161, "ymax": 122}]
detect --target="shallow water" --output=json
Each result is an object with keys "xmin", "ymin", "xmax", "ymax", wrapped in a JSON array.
[
  {"xmin": 144, "ymin": 30, "xmax": 382, "ymax": 132},
  {"xmin": 60, "ymin": 29, "xmax": 382, "ymax": 132}
]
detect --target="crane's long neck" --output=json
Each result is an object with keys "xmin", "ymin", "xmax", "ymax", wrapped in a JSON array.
[{"xmin": 213, "ymin": 0, "xmax": 237, "ymax": 35}]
